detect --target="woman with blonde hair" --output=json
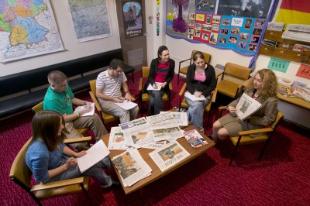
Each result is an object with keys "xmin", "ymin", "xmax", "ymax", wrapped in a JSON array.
[{"xmin": 211, "ymin": 69, "xmax": 278, "ymax": 141}]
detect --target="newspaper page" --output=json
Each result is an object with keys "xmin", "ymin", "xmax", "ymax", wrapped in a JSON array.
[
  {"xmin": 152, "ymin": 127, "xmax": 184, "ymax": 141},
  {"xmin": 112, "ymin": 149, "xmax": 152, "ymax": 187},
  {"xmin": 119, "ymin": 117, "xmax": 149, "ymax": 132},
  {"xmin": 108, "ymin": 127, "xmax": 128, "ymax": 150},
  {"xmin": 149, "ymin": 142, "xmax": 190, "ymax": 172},
  {"xmin": 184, "ymin": 91, "xmax": 206, "ymax": 101},
  {"xmin": 146, "ymin": 113, "xmax": 179, "ymax": 129},
  {"xmin": 74, "ymin": 103, "xmax": 95, "ymax": 116},
  {"xmin": 235, "ymin": 93, "xmax": 262, "ymax": 120},
  {"xmin": 184, "ymin": 129, "xmax": 207, "ymax": 148},
  {"xmin": 160, "ymin": 111, "xmax": 188, "ymax": 126},
  {"xmin": 125, "ymin": 128, "xmax": 155, "ymax": 148},
  {"xmin": 142, "ymin": 140, "xmax": 171, "ymax": 149},
  {"xmin": 77, "ymin": 140, "xmax": 110, "ymax": 173}
]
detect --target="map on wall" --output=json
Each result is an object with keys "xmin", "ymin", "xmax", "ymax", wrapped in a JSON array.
[
  {"xmin": 67, "ymin": 0, "xmax": 111, "ymax": 42},
  {"xmin": 0, "ymin": 0, "xmax": 64, "ymax": 63}
]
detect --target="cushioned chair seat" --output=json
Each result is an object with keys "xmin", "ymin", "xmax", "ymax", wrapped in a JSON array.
[
  {"xmin": 230, "ymin": 134, "xmax": 269, "ymax": 146},
  {"xmin": 179, "ymin": 67, "xmax": 188, "ymax": 75},
  {"xmin": 217, "ymin": 80, "xmax": 239, "ymax": 98},
  {"xmin": 142, "ymin": 93, "xmax": 169, "ymax": 102},
  {"xmin": 101, "ymin": 112, "xmax": 117, "ymax": 124}
]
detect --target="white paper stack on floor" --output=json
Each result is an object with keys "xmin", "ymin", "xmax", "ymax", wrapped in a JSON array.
[{"xmin": 112, "ymin": 149, "xmax": 152, "ymax": 187}]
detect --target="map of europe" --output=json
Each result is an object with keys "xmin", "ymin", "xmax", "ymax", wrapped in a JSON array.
[{"xmin": 0, "ymin": 0, "xmax": 64, "ymax": 63}]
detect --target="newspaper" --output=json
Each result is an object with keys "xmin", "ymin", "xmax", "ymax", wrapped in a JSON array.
[
  {"xmin": 125, "ymin": 128, "xmax": 155, "ymax": 148},
  {"xmin": 160, "ymin": 111, "xmax": 188, "ymax": 126},
  {"xmin": 184, "ymin": 129, "xmax": 207, "ymax": 148},
  {"xmin": 142, "ymin": 140, "xmax": 171, "ymax": 149},
  {"xmin": 77, "ymin": 140, "xmax": 110, "ymax": 173},
  {"xmin": 108, "ymin": 127, "xmax": 128, "ymax": 150},
  {"xmin": 146, "ymin": 113, "xmax": 179, "ymax": 129},
  {"xmin": 152, "ymin": 127, "xmax": 184, "ymax": 141},
  {"xmin": 184, "ymin": 91, "xmax": 206, "ymax": 101},
  {"xmin": 115, "ymin": 100, "xmax": 137, "ymax": 111},
  {"xmin": 235, "ymin": 93, "xmax": 262, "ymax": 120},
  {"xmin": 74, "ymin": 103, "xmax": 95, "ymax": 116},
  {"xmin": 119, "ymin": 117, "xmax": 149, "ymax": 132},
  {"xmin": 112, "ymin": 149, "xmax": 152, "ymax": 187},
  {"xmin": 149, "ymin": 142, "xmax": 190, "ymax": 172}
]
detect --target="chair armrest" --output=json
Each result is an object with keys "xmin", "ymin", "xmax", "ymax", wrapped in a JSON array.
[
  {"xmin": 169, "ymin": 82, "xmax": 173, "ymax": 90},
  {"xmin": 238, "ymin": 128, "xmax": 273, "ymax": 136},
  {"xmin": 64, "ymin": 136, "xmax": 92, "ymax": 144},
  {"xmin": 218, "ymin": 106, "xmax": 227, "ymax": 110},
  {"xmin": 216, "ymin": 72, "xmax": 223, "ymax": 80},
  {"xmin": 178, "ymin": 83, "xmax": 187, "ymax": 96},
  {"xmin": 211, "ymin": 89, "xmax": 217, "ymax": 103},
  {"xmin": 179, "ymin": 58, "xmax": 191, "ymax": 65},
  {"xmin": 89, "ymin": 91, "xmax": 102, "ymax": 112},
  {"xmin": 31, "ymin": 177, "xmax": 86, "ymax": 192}
]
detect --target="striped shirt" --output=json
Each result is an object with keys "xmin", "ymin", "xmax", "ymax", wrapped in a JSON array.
[{"xmin": 96, "ymin": 70, "xmax": 127, "ymax": 98}]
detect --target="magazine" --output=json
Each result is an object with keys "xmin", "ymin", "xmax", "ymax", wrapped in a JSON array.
[
  {"xmin": 112, "ymin": 149, "xmax": 152, "ymax": 187},
  {"xmin": 149, "ymin": 142, "xmax": 190, "ymax": 172},
  {"xmin": 235, "ymin": 93, "xmax": 262, "ymax": 120},
  {"xmin": 184, "ymin": 129, "xmax": 207, "ymax": 148}
]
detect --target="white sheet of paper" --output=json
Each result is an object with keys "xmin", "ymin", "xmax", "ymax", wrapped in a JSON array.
[
  {"xmin": 74, "ymin": 103, "xmax": 95, "ymax": 117},
  {"xmin": 147, "ymin": 82, "xmax": 164, "ymax": 91},
  {"xmin": 115, "ymin": 100, "xmax": 137, "ymax": 110},
  {"xmin": 77, "ymin": 140, "xmax": 110, "ymax": 173},
  {"xmin": 185, "ymin": 91, "xmax": 206, "ymax": 101}
]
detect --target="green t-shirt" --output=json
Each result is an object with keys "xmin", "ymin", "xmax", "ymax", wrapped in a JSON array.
[{"xmin": 43, "ymin": 86, "xmax": 74, "ymax": 115}]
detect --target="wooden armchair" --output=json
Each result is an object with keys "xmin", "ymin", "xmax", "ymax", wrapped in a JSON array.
[
  {"xmin": 178, "ymin": 83, "xmax": 217, "ymax": 126},
  {"xmin": 89, "ymin": 80, "xmax": 118, "ymax": 125},
  {"xmin": 216, "ymin": 63, "xmax": 251, "ymax": 99},
  {"xmin": 9, "ymin": 138, "xmax": 90, "ymax": 206},
  {"xmin": 177, "ymin": 50, "xmax": 211, "ymax": 83},
  {"xmin": 226, "ymin": 111, "xmax": 284, "ymax": 165},
  {"xmin": 32, "ymin": 102, "xmax": 91, "ymax": 144},
  {"xmin": 138, "ymin": 66, "xmax": 173, "ymax": 109}
]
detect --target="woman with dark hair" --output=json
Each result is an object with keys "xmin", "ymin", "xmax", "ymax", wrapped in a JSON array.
[
  {"xmin": 185, "ymin": 51, "xmax": 216, "ymax": 130},
  {"xmin": 145, "ymin": 45, "xmax": 175, "ymax": 115},
  {"xmin": 212, "ymin": 69, "xmax": 278, "ymax": 141},
  {"xmin": 25, "ymin": 111, "xmax": 116, "ymax": 188}
]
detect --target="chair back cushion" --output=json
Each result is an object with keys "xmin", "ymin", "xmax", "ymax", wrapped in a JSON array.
[
  {"xmin": 32, "ymin": 102, "xmax": 43, "ymax": 113},
  {"xmin": 9, "ymin": 138, "xmax": 33, "ymax": 189},
  {"xmin": 89, "ymin": 80, "xmax": 96, "ymax": 93},
  {"xmin": 224, "ymin": 63, "xmax": 251, "ymax": 80},
  {"xmin": 142, "ymin": 66, "xmax": 150, "ymax": 78},
  {"xmin": 191, "ymin": 50, "xmax": 211, "ymax": 63}
]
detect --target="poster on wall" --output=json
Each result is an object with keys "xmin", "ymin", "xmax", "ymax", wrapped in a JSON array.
[
  {"xmin": 122, "ymin": 0, "xmax": 143, "ymax": 38},
  {"xmin": 0, "ymin": 0, "xmax": 64, "ymax": 63},
  {"xmin": 166, "ymin": 0, "xmax": 273, "ymax": 56},
  {"xmin": 67, "ymin": 0, "xmax": 111, "ymax": 42}
]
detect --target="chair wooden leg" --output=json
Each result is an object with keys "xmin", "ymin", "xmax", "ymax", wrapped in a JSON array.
[
  {"xmin": 258, "ymin": 135, "xmax": 272, "ymax": 160},
  {"xmin": 229, "ymin": 136, "xmax": 241, "ymax": 165},
  {"xmin": 29, "ymin": 192, "xmax": 42, "ymax": 206}
]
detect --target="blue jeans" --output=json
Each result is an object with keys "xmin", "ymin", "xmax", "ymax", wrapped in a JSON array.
[
  {"xmin": 149, "ymin": 90, "xmax": 164, "ymax": 115},
  {"xmin": 49, "ymin": 156, "xmax": 113, "ymax": 187},
  {"xmin": 185, "ymin": 96, "xmax": 210, "ymax": 129}
]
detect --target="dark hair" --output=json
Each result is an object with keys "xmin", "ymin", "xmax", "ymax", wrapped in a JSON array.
[
  {"xmin": 32, "ymin": 111, "xmax": 64, "ymax": 151},
  {"xmin": 157, "ymin": 45, "xmax": 169, "ymax": 58},
  {"xmin": 109, "ymin": 59, "xmax": 124, "ymax": 70},
  {"xmin": 47, "ymin": 70, "xmax": 67, "ymax": 85},
  {"xmin": 192, "ymin": 51, "xmax": 205, "ymax": 62}
]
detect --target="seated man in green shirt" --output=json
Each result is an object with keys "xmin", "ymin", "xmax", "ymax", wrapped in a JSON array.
[{"xmin": 43, "ymin": 70, "xmax": 107, "ymax": 146}]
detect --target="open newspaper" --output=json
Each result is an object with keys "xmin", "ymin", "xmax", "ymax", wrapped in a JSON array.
[
  {"xmin": 235, "ymin": 93, "xmax": 262, "ymax": 120},
  {"xmin": 149, "ymin": 142, "xmax": 190, "ymax": 172},
  {"xmin": 77, "ymin": 140, "xmax": 110, "ymax": 173},
  {"xmin": 112, "ymin": 149, "xmax": 152, "ymax": 187},
  {"xmin": 146, "ymin": 113, "xmax": 180, "ymax": 129},
  {"xmin": 74, "ymin": 103, "xmax": 95, "ymax": 116},
  {"xmin": 160, "ymin": 111, "xmax": 188, "ymax": 126},
  {"xmin": 152, "ymin": 126, "xmax": 184, "ymax": 142},
  {"xmin": 108, "ymin": 127, "xmax": 128, "ymax": 150}
]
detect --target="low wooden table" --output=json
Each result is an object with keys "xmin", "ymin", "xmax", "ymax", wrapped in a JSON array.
[{"xmin": 102, "ymin": 125, "xmax": 215, "ymax": 194}]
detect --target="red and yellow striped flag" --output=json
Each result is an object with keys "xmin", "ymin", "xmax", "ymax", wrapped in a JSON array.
[{"xmin": 275, "ymin": 0, "xmax": 310, "ymax": 24}]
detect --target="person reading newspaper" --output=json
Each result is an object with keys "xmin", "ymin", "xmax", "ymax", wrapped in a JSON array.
[{"xmin": 211, "ymin": 69, "xmax": 278, "ymax": 141}]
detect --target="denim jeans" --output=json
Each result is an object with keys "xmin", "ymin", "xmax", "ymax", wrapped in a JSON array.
[
  {"xmin": 49, "ymin": 156, "xmax": 113, "ymax": 188},
  {"xmin": 185, "ymin": 96, "xmax": 210, "ymax": 129},
  {"xmin": 149, "ymin": 90, "xmax": 164, "ymax": 115}
]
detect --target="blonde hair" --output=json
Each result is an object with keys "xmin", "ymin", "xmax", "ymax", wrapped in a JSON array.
[{"xmin": 254, "ymin": 69, "xmax": 277, "ymax": 99}]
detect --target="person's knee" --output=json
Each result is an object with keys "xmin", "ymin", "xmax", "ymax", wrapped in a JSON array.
[
  {"xmin": 217, "ymin": 128, "xmax": 228, "ymax": 140},
  {"xmin": 213, "ymin": 120, "xmax": 221, "ymax": 129}
]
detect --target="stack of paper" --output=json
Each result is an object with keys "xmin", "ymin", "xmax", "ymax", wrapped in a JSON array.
[
  {"xmin": 74, "ymin": 103, "xmax": 95, "ymax": 116},
  {"xmin": 115, "ymin": 100, "xmax": 137, "ymax": 111},
  {"xmin": 184, "ymin": 91, "xmax": 206, "ymax": 101}
]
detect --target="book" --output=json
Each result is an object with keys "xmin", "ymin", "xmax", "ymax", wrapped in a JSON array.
[
  {"xmin": 184, "ymin": 129, "xmax": 207, "ymax": 148},
  {"xmin": 77, "ymin": 140, "xmax": 110, "ymax": 173}
]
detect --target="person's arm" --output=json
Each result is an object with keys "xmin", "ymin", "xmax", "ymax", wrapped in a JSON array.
[
  {"xmin": 202, "ymin": 66, "xmax": 217, "ymax": 97},
  {"xmin": 148, "ymin": 59, "xmax": 157, "ymax": 85},
  {"xmin": 165, "ymin": 59, "xmax": 175, "ymax": 84},
  {"xmin": 72, "ymin": 98, "xmax": 87, "ymax": 106},
  {"xmin": 248, "ymin": 98, "xmax": 278, "ymax": 126},
  {"xmin": 95, "ymin": 79, "xmax": 124, "ymax": 103},
  {"xmin": 122, "ymin": 81, "xmax": 135, "ymax": 101},
  {"xmin": 186, "ymin": 64, "xmax": 195, "ymax": 94},
  {"xmin": 63, "ymin": 145, "xmax": 86, "ymax": 158}
]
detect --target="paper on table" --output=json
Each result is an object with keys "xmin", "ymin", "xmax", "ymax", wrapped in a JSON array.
[
  {"xmin": 77, "ymin": 140, "xmax": 110, "ymax": 173},
  {"xmin": 74, "ymin": 103, "xmax": 95, "ymax": 117},
  {"xmin": 115, "ymin": 100, "xmax": 137, "ymax": 110},
  {"xmin": 184, "ymin": 91, "xmax": 206, "ymax": 101}
]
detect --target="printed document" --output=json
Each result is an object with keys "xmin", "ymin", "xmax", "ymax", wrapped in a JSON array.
[
  {"xmin": 115, "ymin": 100, "xmax": 137, "ymax": 110},
  {"xmin": 235, "ymin": 93, "xmax": 261, "ymax": 120},
  {"xmin": 185, "ymin": 91, "xmax": 206, "ymax": 101}
]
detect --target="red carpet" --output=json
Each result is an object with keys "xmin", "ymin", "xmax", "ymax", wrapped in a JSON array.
[{"xmin": 0, "ymin": 73, "xmax": 309, "ymax": 206}]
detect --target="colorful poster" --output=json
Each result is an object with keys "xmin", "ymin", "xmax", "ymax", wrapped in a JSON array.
[
  {"xmin": 122, "ymin": 0, "xmax": 143, "ymax": 38},
  {"xmin": 0, "ymin": 0, "xmax": 64, "ymax": 63},
  {"xmin": 195, "ymin": 0, "xmax": 216, "ymax": 13},
  {"xmin": 296, "ymin": 64, "xmax": 310, "ymax": 80},
  {"xmin": 67, "ymin": 0, "xmax": 111, "ymax": 42},
  {"xmin": 268, "ymin": 58, "xmax": 290, "ymax": 73}
]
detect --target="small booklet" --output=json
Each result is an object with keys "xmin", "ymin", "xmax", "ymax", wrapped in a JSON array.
[
  {"xmin": 235, "ymin": 93, "xmax": 262, "ymax": 120},
  {"xmin": 147, "ymin": 82, "xmax": 164, "ymax": 91},
  {"xmin": 115, "ymin": 100, "xmax": 137, "ymax": 110},
  {"xmin": 184, "ymin": 129, "xmax": 207, "ymax": 148},
  {"xmin": 77, "ymin": 140, "xmax": 110, "ymax": 173},
  {"xmin": 74, "ymin": 103, "xmax": 95, "ymax": 117},
  {"xmin": 184, "ymin": 91, "xmax": 206, "ymax": 101}
]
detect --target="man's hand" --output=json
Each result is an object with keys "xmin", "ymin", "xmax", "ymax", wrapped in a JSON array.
[
  {"xmin": 113, "ymin": 97, "xmax": 125, "ymax": 103},
  {"xmin": 228, "ymin": 106, "xmax": 237, "ymax": 113},
  {"xmin": 124, "ymin": 92, "xmax": 135, "ymax": 101}
]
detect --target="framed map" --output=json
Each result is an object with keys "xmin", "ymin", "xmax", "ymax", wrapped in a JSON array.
[{"xmin": 0, "ymin": 0, "xmax": 64, "ymax": 63}]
